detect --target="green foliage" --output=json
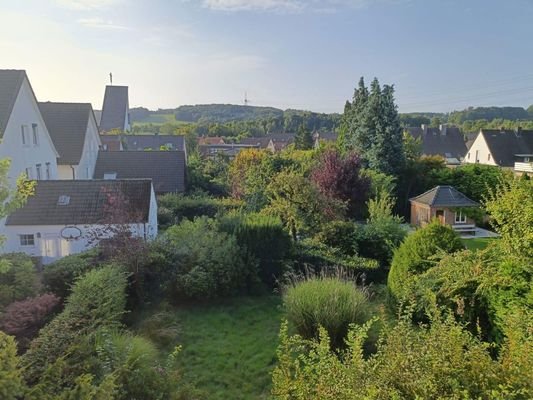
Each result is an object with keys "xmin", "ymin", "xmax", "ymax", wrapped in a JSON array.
[
  {"xmin": 163, "ymin": 217, "xmax": 254, "ymax": 299},
  {"xmin": 186, "ymin": 153, "xmax": 230, "ymax": 196},
  {"xmin": 294, "ymin": 124, "xmax": 313, "ymax": 150},
  {"xmin": 42, "ymin": 250, "xmax": 98, "ymax": 299},
  {"xmin": 483, "ymin": 178, "xmax": 533, "ymax": 258},
  {"xmin": 361, "ymin": 168, "xmax": 396, "ymax": 199},
  {"xmin": 22, "ymin": 265, "xmax": 127, "ymax": 383},
  {"xmin": 158, "ymin": 192, "xmax": 243, "ymax": 229},
  {"xmin": 388, "ymin": 221, "xmax": 464, "ymax": 303},
  {"xmin": 272, "ymin": 314, "xmax": 533, "ymax": 399},
  {"xmin": 0, "ymin": 331, "xmax": 25, "ymax": 400},
  {"xmin": 448, "ymin": 106, "xmax": 531, "ymax": 124},
  {"xmin": 283, "ymin": 276, "xmax": 369, "ymax": 346},
  {"xmin": 220, "ymin": 212, "xmax": 292, "ymax": 286},
  {"xmin": 0, "ymin": 252, "xmax": 40, "ymax": 308}
]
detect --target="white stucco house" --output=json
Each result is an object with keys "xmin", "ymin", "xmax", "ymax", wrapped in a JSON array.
[
  {"xmin": 0, "ymin": 70, "xmax": 59, "ymax": 185},
  {"xmin": 39, "ymin": 102, "xmax": 102, "ymax": 179},
  {"xmin": 3, "ymin": 179, "xmax": 157, "ymax": 264},
  {"xmin": 464, "ymin": 128, "xmax": 533, "ymax": 175}
]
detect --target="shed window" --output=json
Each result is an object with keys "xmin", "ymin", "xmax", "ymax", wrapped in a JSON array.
[
  {"xmin": 20, "ymin": 234, "xmax": 35, "ymax": 246},
  {"xmin": 455, "ymin": 211, "xmax": 467, "ymax": 224}
]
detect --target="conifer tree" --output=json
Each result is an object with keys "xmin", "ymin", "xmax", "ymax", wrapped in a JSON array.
[{"xmin": 294, "ymin": 124, "xmax": 313, "ymax": 150}]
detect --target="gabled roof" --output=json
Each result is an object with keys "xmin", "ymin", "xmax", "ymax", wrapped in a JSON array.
[
  {"xmin": 239, "ymin": 137, "xmax": 272, "ymax": 148},
  {"xmin": 410, "ymin": 185, "xmax": 479, "ymax": 208},
  {"xmin": 0, "ymin": 70, "xmax": 26, "ymax": 136},
  {"xmin": 93, "ymin": 151, "xmax": 186, "ymax": 193},
  {"xmin": 479, "ymin": 129, "xmax": 533, "ymax": 167},
  {"xmin": 100, "ymin": 85, "xmax": 128, "ymax": 132},
  {"xmin": 38, "ymin": 102, "xmax": 94, "ymax": 165},
  {"xmin": 6, "ymin": 179, "xmax": 152, "ymax": 226},
  {"xmin": 123, "ymin": 135, "xmax": 186, "ymax": 151},
  {"xmin": 405, "ymin": 126, "xmax": 467, "ymax": 163}
]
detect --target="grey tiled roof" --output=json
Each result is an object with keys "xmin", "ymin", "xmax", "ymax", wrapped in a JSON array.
[
  {"xmin": 405, "ymin": 126, "xmax": 467, "ymax": 162},
  {"xmin": 410, "ymin": 185, "xmax": 479, "ymax": 207},
  {"xmin": 123, "ymin": 135, "xmax": 186, "ymax": 151},
  {"xmin": 480, "ymin": 129, "xmax": 533, "ymax": 167},
  {"xmin": 38, "ymin": 102, "xmax": 94, "ymax": 165},
  {"xmin": 100, "ymin": 134, "xmax": 123, "ymax": 151},
  {"xmin": 100, "ymin": 86, "xmax": 128, "ymax": 132},
  {"xmin": 93, "ymin": 151, "xmax": 186, "ymax": 193},
  {"xmin": 0, "ymin": 70, "xmax": 26, "ymax": 136},
  {"xmin": 6, "ymin": 179, "xmax": 152, "ymax": 226}
]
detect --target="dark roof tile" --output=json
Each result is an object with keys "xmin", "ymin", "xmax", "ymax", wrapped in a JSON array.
[
  {"xmin": 410, "ymin": 185, "xmax": 478, "ymax": 207},
  {"xmin": 0, "ymin": 70, "xmax": 26, "ymax": 136},
  {"xmin": 100, "ymin": 86, "xmax": 129, "ymax": 132}
]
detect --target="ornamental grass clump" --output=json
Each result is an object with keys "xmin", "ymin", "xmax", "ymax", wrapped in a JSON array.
[{"xmin": 283, "ymin": 274, "xmax": 369, "ymax": 347}]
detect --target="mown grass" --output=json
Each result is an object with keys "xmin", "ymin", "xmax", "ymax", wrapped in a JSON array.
[
  {"xmin": 135, "ymin": 295, "xmax": 283, "ymax": 400},
  {"xmin": 461, "ymin": 237, "xmax": 495, "ymax": 251}
]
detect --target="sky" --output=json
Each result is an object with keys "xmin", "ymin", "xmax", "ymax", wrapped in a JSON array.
[{"xmin": 1, "ymin": 0, "xmax": 533, "ymax": 114}]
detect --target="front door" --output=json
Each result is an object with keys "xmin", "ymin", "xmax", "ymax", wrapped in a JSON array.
[
  {"xmin": 44, "ymin": 235, "xmax": 61, "ymax": 258},
  {"xmin": 436, "ymin": 210, "xmax": 445, "ymax": 225}
]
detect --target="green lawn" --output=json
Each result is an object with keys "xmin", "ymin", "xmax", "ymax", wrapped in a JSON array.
[
  {"xmin": 135, "ymin": 295, "xmax": 283, "ymax": 400},
  {"xmin": 461, "ymin": 237, "xmax": 495, "ymax": 251}
]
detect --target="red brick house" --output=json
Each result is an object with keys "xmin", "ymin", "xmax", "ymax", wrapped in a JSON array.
[{"xmin": 410, "ymin": 186, "xmax": 479, "ymax": 233}]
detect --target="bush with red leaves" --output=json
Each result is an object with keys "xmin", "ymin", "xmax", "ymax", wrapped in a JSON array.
[{"xmin": 0, "ymin": 293, "xmax": 60, "ymax": 350}]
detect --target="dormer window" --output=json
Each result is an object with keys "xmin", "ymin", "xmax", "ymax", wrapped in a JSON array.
[
  {"xmin": 57, "ymin": 195, "xmax": 70, "ymax": 206},
  {"xmin": 32, "ymin": 123, "xmax": 39, "ymax": 145},
  {"xmin": 104, "ymin": 172, "xmax": 117, "ymax": 180}
]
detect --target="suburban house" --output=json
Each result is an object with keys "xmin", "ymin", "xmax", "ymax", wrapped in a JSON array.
[
  {"xmin": 93, "ymin": 151, "xmax": 186, "ymax": 194},
  {"xmin": 122, "ymin": 134, "xmax": 186, "ymax": 154},
  {"xmin": 410, "ymin": 185, "xmax": 479, "ymax": 233},
  {"xmin": 99, "ymin": 134, "xmax": 124, "ymax": 151},
  {"xmin": 3, "ymin": 179, "xmax": 157, "ymax": 263},
  {"xmin": 240, "ymin": 137, "xmax": 274, "ymax": 151},
  {"xmin": 464, "ymin": 128, "xmax": 533, "ymax": 175},
  {"xmin": 0, "ymin": 70, "xmax": 59, "ymax": 185},
  {"xmin": 39, "ymin": 102, "xmax": 101, "ymax": 180},
  {"xmin": 198, "ymin": 143, "xmax": 259, "ymax": 159},
  {"xmin": 99, "ymin": 85, "xmax": 130, "ymax": 133},
  {"xmin": 198, "ymin": 136, "xmax": 225, "ymax": 145},
  {"xmin": 405, "ymin": 124, "xmax": 467, "ymax": 165}
]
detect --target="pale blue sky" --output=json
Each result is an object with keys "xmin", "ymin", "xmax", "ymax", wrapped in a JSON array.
[{"xmin": 1, "ymin": 0, "xmax": 532, "ymax": 113}]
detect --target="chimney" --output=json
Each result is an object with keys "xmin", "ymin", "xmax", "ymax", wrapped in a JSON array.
[
  {"xmin": 421, "ymin": 124, "xmax": 428, "ymax": 135},
  {"xmin": 515, "ymin": 126, "xmax": 522, "ymax": 134},
  {"xmin": 439, "ymin": 124, "xmax": 447, "ymax": 136}
]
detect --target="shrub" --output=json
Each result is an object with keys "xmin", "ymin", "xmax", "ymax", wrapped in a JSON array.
[
  {"xmin": 388, "ymin": 220, "xmax": 464, "ymax": 304},
  {"xmin": 163, "ymin": 217, "xmax": 254, "ymax": 299},
  {"xmin": 0, "ymin": 331, "xmax": 25, "ymax": 399},
  {"xmin": 157, "ymin": 193, "xmax": 243, "ymax": 229},
  {"xmin": 0, "ymin": 293, "xmax": 60, "ymax": 351},
  {"xmin": 42, "ymin": 250, "xmax": 98, "ymax": 299},
  {"xmin": 22, "ymin": 265, "xmax": 127, "ymax": 382},
  {"xmin": 220, "ymin": 212, "xmax": 292, "ymax": 286},
  {"xmin": 136, "ymin": 307, "xmax": 180, "ymax": 347},
  {"xmin": 283, "ymin": 275, "xmax": 369, "ymax": 346},
  {"xmin": 0, "ymin": 253, "xmax": 40, "ymax": 308}
]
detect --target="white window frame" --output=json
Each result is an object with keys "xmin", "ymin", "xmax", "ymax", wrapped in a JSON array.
[
  {"xmin": 21, "ymin": 125, "xmax": 30, "ymax": 146},
  {"xmin": 455, "ymin": 211, "xmax": 467, "ymax": 224},
  {"xmin": 19, "ymin": 234, "xmax": 35, "ymax": 246},
  {"xmin": 32, "ymin": 123, "xmax": 39, "ymax": 145},
  {"xmin": 36, "ymin": 163, "xmax": 42, "ymax": 180}
]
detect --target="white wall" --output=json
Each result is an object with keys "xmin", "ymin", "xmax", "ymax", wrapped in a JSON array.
[
  {"xmin": 463, "ymin": 132, "xmax": 497, "ymax": 166},
  {"xmin": 0, "ymin": 76, "xmax": 59, "ymax": 184}
]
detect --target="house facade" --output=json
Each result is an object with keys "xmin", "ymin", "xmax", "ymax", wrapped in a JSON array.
[
  {"xmin": 39, "ymin": 102, "xmax": 101, "ymax": 179},
  {"xmin": 3, "ymin": 179, "xmax": 157, "ymax": 264},
  {"xmin": 0, "ymin": 70, "xmax": 59, "ymax": 185},
  {"xmin": 464, "ymin": 128, "xmax": 533, "ymax": 175},
  {"xmin": 410, "ymin": 185, "xmax": 479, "ymax": 233}
]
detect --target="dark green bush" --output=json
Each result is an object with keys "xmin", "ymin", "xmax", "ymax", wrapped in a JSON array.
[
  {"xmin": 42, "ymin": 250, "xmax": 98, "ymax": 299},
  {"xmin": 22, "ymin": 265, "xmax": 127, "ymax": 383},
  {"xmin": 0, "ymin": 253, "xmax": 40, "ymax": 308},
  {"xmin": 0, "ymin": 331, "xmax": 25, "ymax": 399},
  {"xmin": 220, "ymin": 212, "xmax": 292, "ymax": 286},
  {"xmin": 163, "ymin": 217, "xmax": 255, "ymax": 299},
  {"xmin": 283, "ymin": 276, "xmax": 369, "ymax": 347},
  {"xmin": 158, "ymin": 193, "xmax": 243, "ymax": 229},
  {"xmin": 387, "ymin": 220, "xmax": 464, "ymax": 304}
]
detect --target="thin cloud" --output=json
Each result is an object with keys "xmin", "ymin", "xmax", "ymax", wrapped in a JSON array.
[
  {"xmin": 55, "ymin": 0, "xmax": 122, "ymax": 10},
  {"xmin": 202, "ymin": 0, "xmax": 305, "ymax": 13},
  {"xmin": 77, "ymin": 17, "xmax": 130, "ymax": 30}
]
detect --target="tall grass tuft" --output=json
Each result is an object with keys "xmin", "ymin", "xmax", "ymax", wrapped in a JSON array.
[{"xmin": 283, "ymin": 271, "xmax": 370, "ymax": 347}]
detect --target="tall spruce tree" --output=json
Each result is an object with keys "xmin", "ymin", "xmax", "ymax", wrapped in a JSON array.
[
  {"xmin": 294, "ymin": 124, "xmax": 313, "ymax": 150},
  {"xmin": 339, "ymin": 77, "xmax": 405, "ymax": 176}
]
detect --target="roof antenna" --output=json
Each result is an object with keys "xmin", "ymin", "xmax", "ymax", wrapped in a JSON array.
[
  {"xmin": 244, "ymin": 91, "xmax": 250, "ymax": 106},
  {"xmin": 109, "ymin": 72, "xmax": 113, "ymax": 85}
]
